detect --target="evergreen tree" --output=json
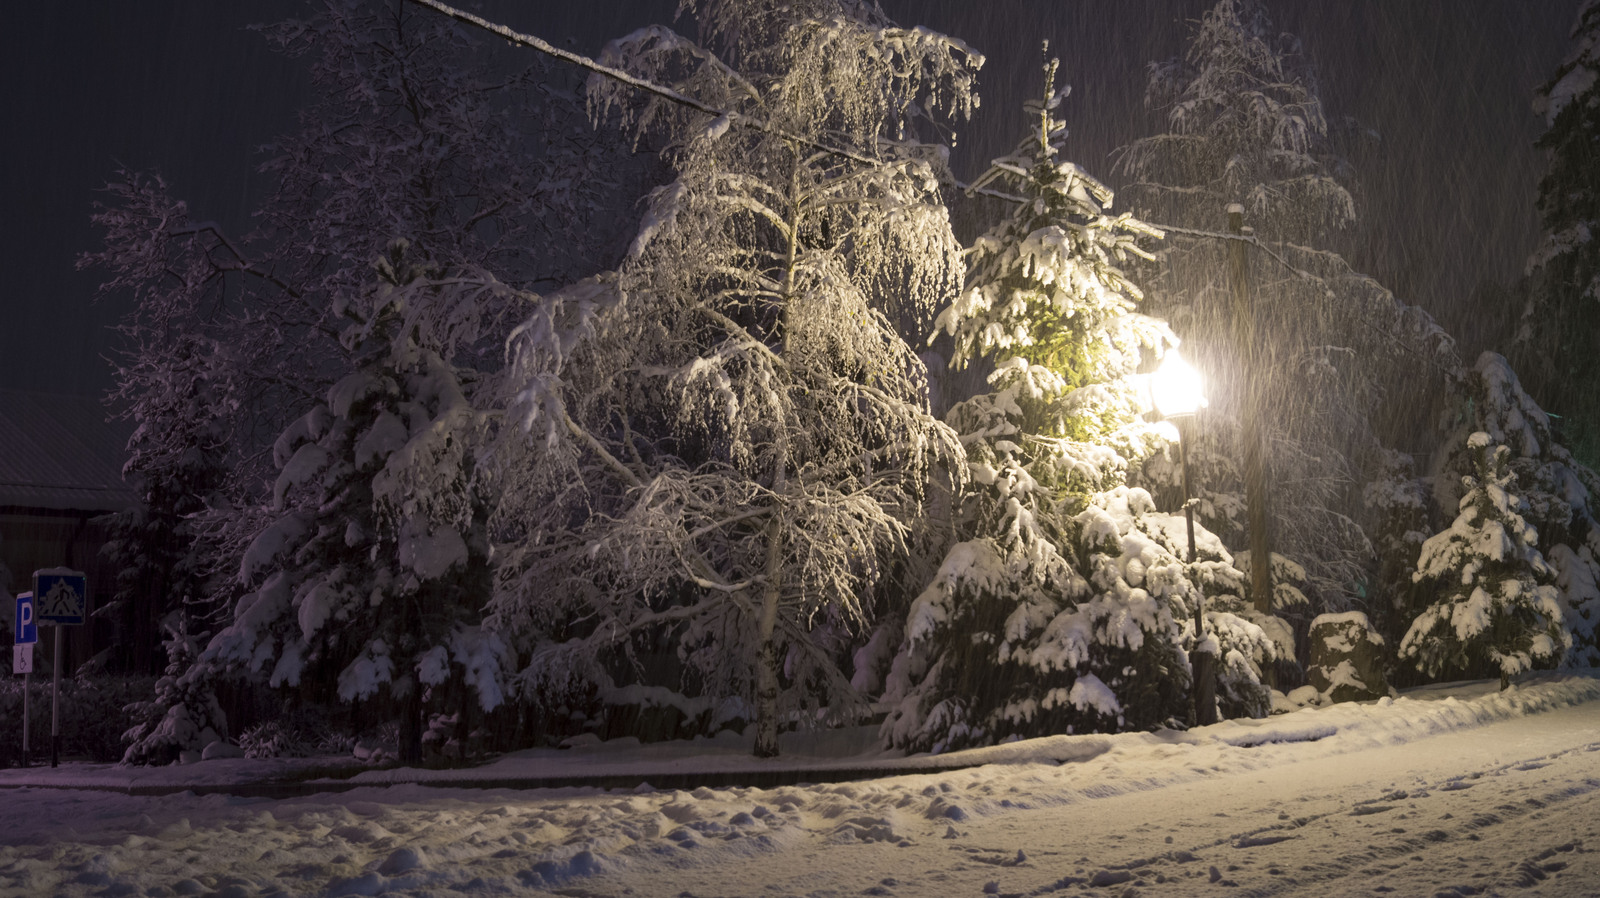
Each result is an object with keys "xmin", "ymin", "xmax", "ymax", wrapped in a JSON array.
[
  {"xmin": 1516, "ymin": 0, "xmax": 1600, "ymax": 468},
  {"xmin": 489, "ymin": 0, "xmax": 980, "ymax": 757},
  {"xmin": 1415, "ymin": 352, "xmax": 1600, "ymax": 673},
  {"xmin": 197, "ymin": 242, "xmax": 500, "ymax": 763},
  {"xmin": 1117, "ymin": 0, "xmax": 1456, "ymax": 623},
  {"xmin": 1401, "ymin": 432, "xmax": 1569, "ymax": 688},
  {"xmin": 122, "ymin": 614, "xmax": 230, "ymax": 765},
  {"xmin": 1361, "ymin": 447, "xmax": 1435, "ymax": 671},
  {"xmin": 879, "ymin": 58, "xmax": 1276, "ymax": 754}
]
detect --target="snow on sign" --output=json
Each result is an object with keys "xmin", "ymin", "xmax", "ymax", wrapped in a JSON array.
[{"xmin": 33, "ymin": 569, "xmax": 87, "ymax": 625}]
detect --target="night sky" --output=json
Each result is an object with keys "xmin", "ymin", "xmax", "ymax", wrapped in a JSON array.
[{"xmin": 0, "ymin": 0, "xmax": 1576, "ymax": 398}]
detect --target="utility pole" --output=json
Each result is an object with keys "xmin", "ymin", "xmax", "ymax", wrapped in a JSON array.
[{"xmin": 1227, "ymin": 205, "xmax": 1273, "ymax": 624}]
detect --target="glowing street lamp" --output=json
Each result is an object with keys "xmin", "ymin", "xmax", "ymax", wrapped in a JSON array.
[
  {"xmin": 1150, "ymin": 351, "xmax": 1207, "ymax": 421},
  {"xmin": 1150, "ymin": 350, "xmax": 1217, "ymax": 726},
  {"xmin": 1150, "ymin": 351, "xmax": 1207, "ymax": 564}
]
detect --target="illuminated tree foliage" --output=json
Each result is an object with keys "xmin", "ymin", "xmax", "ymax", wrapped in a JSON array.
[
  {"xmin": 488, "ymin": 0, "xmax": 979, "ymax": 757},
  {"xmin": 879, "ymin": 59, "xmax": 1276, "ymax": 754}
]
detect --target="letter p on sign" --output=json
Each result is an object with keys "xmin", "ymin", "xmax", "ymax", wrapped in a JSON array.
[{"xmin": 14, "ymin": 592, "xmax": 36, "ymax": 645}]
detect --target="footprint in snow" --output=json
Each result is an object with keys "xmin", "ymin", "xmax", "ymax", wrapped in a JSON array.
[{"xmin": 1350, "ymin": 804, "xmax": 1395, "ymax": 817}]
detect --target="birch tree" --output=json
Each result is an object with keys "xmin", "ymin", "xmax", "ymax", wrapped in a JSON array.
[{"xmin": 488, "ymin": 0, "xmax": 979, "ymax": 757}]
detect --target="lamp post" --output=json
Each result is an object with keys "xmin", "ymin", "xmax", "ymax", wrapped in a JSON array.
[{"xmin": 1150, "ymin": 350, "xmax": 1217, "ymax": 726}]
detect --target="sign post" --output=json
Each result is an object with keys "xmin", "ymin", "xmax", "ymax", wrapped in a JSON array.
[
  {"xmin": 34, "ymin": 569, "xmax": 87, "ymax": 769},
  {"xmin": 13, "ymin": 592, "xmax": 36, "ymax": 767}
]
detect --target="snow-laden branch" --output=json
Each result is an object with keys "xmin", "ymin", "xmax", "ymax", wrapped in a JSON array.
[
  {"xmin": 402, "ymin": 0, "xmax": 1040, "ymax": 208},
  {"xmin": 406, "ymin": 0, "xmax": 883, "ymax": 168}
]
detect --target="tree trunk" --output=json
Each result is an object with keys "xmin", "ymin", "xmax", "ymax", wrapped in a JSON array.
[
  {"xmin": 753, "ymin": 453, "xmax": 787, "ymax": 759},
  {"xmin": 397, "ymin": 597, "xmax": 424, "ymax": 765},
  {"xmin": 1228, "ymin": 205, "xmax": 1274, "ymax": 620},
  {"xmin": 399, "ymin": 677, "xmax": 423, "ymax": 764},
  {"xmin": 753, "ymin": 157, "xmax": 804, "ymax": 759}
]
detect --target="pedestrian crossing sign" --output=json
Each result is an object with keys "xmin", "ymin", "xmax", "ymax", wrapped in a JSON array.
[{"xmin": 33, "ymin": 570, "xmax": 87, "ymax": 626}]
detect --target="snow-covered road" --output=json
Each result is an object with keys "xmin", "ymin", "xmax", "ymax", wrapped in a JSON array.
[
  {"xmin": 594, "ymin": 689, "xmax": 1600, "ymax": 897},
  {"xmin": 3, "ymin": 676, "xmax": 1599, "ymax": 897}
]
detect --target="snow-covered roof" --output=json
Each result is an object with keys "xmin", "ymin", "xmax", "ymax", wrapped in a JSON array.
[{"xmin": 0, "ymin": 389, "xmax": 136, "ymax": 513}]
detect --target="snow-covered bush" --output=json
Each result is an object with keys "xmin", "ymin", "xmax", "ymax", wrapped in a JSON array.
[
  {"xmin": 238, "ymin": 722, "xmax": 312, "ymax": 760},
  {"xmin": 238, "ymin": 705, "xmax": 357, "ymax": 759},
  {"xmin": 1306, "ymin": 611, "xmax": 1390, "ymax": 702},
  {"xmin": 0, "ymin": 675, "xmax": 153, "ymax": 765}
]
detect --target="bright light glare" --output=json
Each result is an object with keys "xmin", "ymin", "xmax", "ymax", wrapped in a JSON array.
[{"xmin": 1150, "ymin": 351, "xmax": 1207, "ymax": 417}]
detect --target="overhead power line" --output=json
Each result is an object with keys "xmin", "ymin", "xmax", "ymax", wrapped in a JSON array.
[{"xmin": 405, "ymin": 0, "xmax": 882, "ymax": 169}]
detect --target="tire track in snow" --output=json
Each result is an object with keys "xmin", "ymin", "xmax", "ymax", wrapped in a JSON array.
[{"xmin": 1165, "ymin": 742, "xmax": 1600, "ymax": 896}]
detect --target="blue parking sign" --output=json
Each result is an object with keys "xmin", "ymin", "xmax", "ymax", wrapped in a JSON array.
[
  {"xmin": 33, "ymin": 571, "xmax": 87, "ymax": 626},
  {"xmin": 14, "ymin": 592, "xmax": 35, "ymax": 644}
]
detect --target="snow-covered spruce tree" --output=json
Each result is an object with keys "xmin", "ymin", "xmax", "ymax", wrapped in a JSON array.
[
  {"xmin": 1414, "ymin": 352, "xmax": 1600, "ymax": 673},
  {"xmin": 195, "ymin": 242, "xmax": 502, "ymax": 764},
  {"xmin": 878, "ymin": 59, "xmax": 1277, "ymax": 754},
  {"xmin": 488, "ymin": 0, "xmax": 979, "ymax": 758},
  {"xmin": 121, "ymin": 614, "xmax": 230, "ymax": 765},
  {"xmin": 1515, "ymin": 0, "xmax": 1600, "ymax": 469},
  {"xmin": 1116, "ymin": 0, "xmax": 1457, "ymax": 622},
  {"xmin": 1401, "ymin": 432, "xmax": 1569, "ymax": 688}
]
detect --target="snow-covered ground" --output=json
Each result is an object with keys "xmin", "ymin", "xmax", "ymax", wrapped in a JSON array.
[{"xmin": 4, "ymin": 673, "xmax": 1600, "ymax": 897}]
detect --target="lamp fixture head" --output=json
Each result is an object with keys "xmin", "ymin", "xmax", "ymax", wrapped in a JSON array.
[{"xmin": 1150, "ymin": 350, "xmax": 1207, "ymax": 418}]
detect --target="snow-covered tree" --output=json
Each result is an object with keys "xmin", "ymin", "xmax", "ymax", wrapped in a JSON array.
[
  {"xmin": 81, "ymin": 0, "xmax": 626, "ymax": 750},
  {"xmin": 1116, "ymin": 0, "xmax": 1457, "ymax": 620},
  {"xmin": 122, "ymin": 614, "xmax": 229, "ymax": 765},
  {"xmin": 488, "ymin": 0, "xmax": 979, "ymax": 757},
  {"xmin": 83, "ymin": 0, "xmax": 609, "ymax": 471},
  {"xmin": 878, "ymin": 58, "xmax": 1276, "ymax": 753},
  {"xmin": 1412, "ymin": 352, "xmax": 1600, "ymax": 676},
  {"xmin": 1117, "ymin": 0, "xmax": 1354, "ymax": 241},
  {"xmin": 195, "ymin": 242, "xmax": 502, "ymax": 763},
  {"xmin": 83, "ymin": 174, "xmax": 242, "ymax": 676},
  {"xmin": 1401, "ymin": 432, "xmax": 1569, "ymax": 688},
  {"xmin": 1515, "ymin": 0, "xmax": 1600, "ymax": 468}
]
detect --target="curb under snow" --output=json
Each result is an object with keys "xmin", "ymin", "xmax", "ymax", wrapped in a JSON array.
[{"xmin": 1, "ymin": 672, "xmax": 1596, "ymax": 800}]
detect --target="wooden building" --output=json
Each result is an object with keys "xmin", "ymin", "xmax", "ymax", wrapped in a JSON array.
[{"xmin": 0, "ymin": 390, "xmax": 135, "ymax": 672}]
